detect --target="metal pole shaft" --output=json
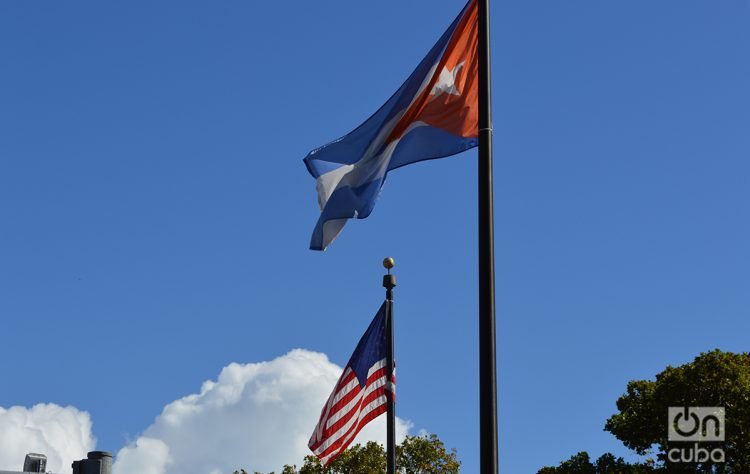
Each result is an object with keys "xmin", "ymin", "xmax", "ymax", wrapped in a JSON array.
[
  {"xmin": 478, "ymin": 0, "xmax": 498, "ymax": 473},
  {"xmin": 383, "ymin": 272, "xmax": 397, "ymax": 474}
]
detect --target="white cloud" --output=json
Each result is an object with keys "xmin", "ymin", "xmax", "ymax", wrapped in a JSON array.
[
  {"xmin": 0, "ymin": 350, "xmax": 411, "ymax": 474},
  {"xmin": 114, "ymin": 349, "xmax": 412, "ymax": 474},
  {"xmin": 0, "ymin": 403, "xmax": 95, "ymax": 473},
  {"xmin": 114, "ymin": 437, "xmax": 170, "ymax": 474}
]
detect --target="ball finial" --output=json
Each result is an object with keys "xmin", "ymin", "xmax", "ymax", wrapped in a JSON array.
[{"xmin": 383, "ymin": 257, "xmax": 395, "ymax": 270}]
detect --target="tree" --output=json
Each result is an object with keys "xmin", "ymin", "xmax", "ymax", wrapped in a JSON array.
[
  {"xmin": 538, "ymin": 452, "xmax": 659, "ymax": 473},
  {"xmin": 538, "ymin": 452, "xmax": 597, "ymax": 474},
  {"xmin": 396, "ymin": 434, "xmax": 460, "ymax": 473},
  {"xmin": 297, "ymin": 441, "xmax": 386, "ymax": 474},
  {"xmin": 538, "ymin": 350, "xmax": 750, "ymax": 473},
  {"xmin": 235, "ymin": 433, "xmax": 460, "ymax": 474}
]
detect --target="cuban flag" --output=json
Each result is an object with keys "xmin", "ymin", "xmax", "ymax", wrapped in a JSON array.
[
  {"xmin": 308, "ymin": 303, "xmax": 393, "ymax": 465},
  {"xmin": 304, "ymin": 0, "xmax": 479, "ymax": 250}
]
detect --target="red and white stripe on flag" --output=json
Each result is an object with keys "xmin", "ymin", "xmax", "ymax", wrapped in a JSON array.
[{"xmin": 308, "ymin": 358, "xmax": 395, "ymax": 466}]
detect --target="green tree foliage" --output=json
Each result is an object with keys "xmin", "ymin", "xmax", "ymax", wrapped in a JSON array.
[
  {"xmin": 539, "ymin": 350, "xmax": 750, "ymax": 473},
  {"xmin": 538, "ymin": 452, "xmax": 659, "ymax": 473},
  {"xmin": 235, "ymin": 433, "xmax": 460, "ymax": 474},
  {"xmin": 396, "ymin": 434, "xmax": 460, "ymax": 473},
  {"xmin": 298, "ymin": 441, "xmax": 386, "ymax": 474},
  {"xmin": 606, "ymin": 350, "xmax": 750, "ymax": 471}
]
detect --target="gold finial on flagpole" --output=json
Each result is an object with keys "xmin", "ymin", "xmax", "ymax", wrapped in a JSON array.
[{"xmin": 383, "ymin": 257, "xmax": 395, "ymax": 273}]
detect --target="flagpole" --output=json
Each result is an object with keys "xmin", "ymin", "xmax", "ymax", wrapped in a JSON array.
[
  {"xmin": 478, "ymin": 0, "xmax": 498, "ymax": 473},
  {"xmin": 382, "ymin": 257, "xmax": 397, "ymax": 474}
]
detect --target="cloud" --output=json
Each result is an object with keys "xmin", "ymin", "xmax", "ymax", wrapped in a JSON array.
[
  {"xmin": 0, "ymin": 350, "xmax": 410, "ymax": 474},
  {"xmin": 0, "ymin": 403, "xmax": 95, "ymax": 473},
  {"xmin": 114, "ymin": 349, "xmax": 412, "ymax": 474},
  {"xmin": 114, "ymin": 437, "xmax": 170, "ymax": 474}
]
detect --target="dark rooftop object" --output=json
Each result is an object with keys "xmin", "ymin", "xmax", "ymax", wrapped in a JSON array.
[
  {"xmin": 72, "ymin": 452, "xmax": 112, "ymax": 474},
  {"xmin": 0, "ymin": 452, "xmax": 48, "ymax": 474},
  {"xmin": 23, "ymin": 454, "xmax": 47, "ymax": 473}
]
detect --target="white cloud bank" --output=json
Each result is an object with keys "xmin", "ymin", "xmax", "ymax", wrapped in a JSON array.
[
  {"xmin": 0, "ymin": 403, "xmax": 95, "ymax": 473},
  {"xmin": 1, "ymin": 350, "xmax": 411, "ymax": 474},
  {"xmin": 113, "ymin": 349, "xmax": 412, "ymax": 474}
]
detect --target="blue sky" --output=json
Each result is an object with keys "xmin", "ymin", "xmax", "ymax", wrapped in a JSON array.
[{"xmin": 1, "ymin": 0, "xmax": 749, "ymax": 472}]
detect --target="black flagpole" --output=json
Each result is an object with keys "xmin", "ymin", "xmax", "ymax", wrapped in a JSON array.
[
  {"xmin": 383, "ymin": 257, "xmax": 397, "ymax": 474},
  {"xmin": 478, "ymin": 0, "xmax": 498, "ymax": 473}
]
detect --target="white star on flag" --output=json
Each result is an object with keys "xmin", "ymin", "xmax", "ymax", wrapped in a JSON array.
[{"xmin": 430, "ymin": 62, "xmax": 465, "ymax": 98}]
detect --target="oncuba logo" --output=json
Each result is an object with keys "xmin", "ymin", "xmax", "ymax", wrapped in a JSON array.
[{"xmin": 667, "ymin": 407, "xmax": 725, "ymax": 463}]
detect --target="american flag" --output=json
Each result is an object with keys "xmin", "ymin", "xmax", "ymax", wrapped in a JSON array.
[{"xmin": 308, "ymin": 303, "xmax": 394, "ymax": 465}]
